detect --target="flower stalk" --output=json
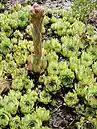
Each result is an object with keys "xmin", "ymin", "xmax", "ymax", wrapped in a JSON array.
[{"xmin": 28, "ymin": 3, "xmax": 45, "ymax": 73}]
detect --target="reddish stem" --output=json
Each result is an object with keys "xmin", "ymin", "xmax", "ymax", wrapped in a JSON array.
[{"xmin": 28, "ymin": 3, "xmax": 44, "ymax": 73}]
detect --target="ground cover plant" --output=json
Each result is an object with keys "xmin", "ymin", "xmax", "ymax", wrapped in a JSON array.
[{"xmin": 0, "ymin": 0, "xmax": 97, "ymax": 129}]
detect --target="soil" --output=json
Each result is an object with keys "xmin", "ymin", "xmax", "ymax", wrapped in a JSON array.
[{"xmin": 48, "ymin": 88, "xmax": 80, "ymax": 129}]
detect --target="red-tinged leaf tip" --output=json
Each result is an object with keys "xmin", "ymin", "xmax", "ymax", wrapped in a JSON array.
[
  {"xmin": 29, "ymin": 6, "xmax": 33, "ymax": 12},
  {"xmin": 29, "ymin": 3, "xmax": 44, "ymax": 14},
  {"xmin": 33, "ymin": 2, "xmax": 39, "ymax": 8}
]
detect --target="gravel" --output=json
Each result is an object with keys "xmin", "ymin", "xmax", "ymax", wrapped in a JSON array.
[
  {"xmin": 4, "ymin": 0, "xmax": 73, "ymax": 10},
  {"xmin": 42, "ymin": 0, "xmax": 73, "ymax": 10}
]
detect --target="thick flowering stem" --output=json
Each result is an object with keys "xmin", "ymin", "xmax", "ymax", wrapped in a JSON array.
[{"xmin": 29, "ymin": 3, "xmax": 44, "ymax": 73}]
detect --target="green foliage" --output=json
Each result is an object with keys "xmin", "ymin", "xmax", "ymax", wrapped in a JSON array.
[
  {"xmin": 4, "ymin": 95, "xmax": 19, "ymax": 115},
  {"xmin": 50, "ymin": 15, "xmax": 57, "ymax": 23},
  {"xmin": 0, "ymin": 32, "xmax": 13, "ymax": 55},
  {"xmin": 38, "ymin": 90, "xmax": 51, "ymax": 104},
  {"xmin": 61, "ymin": 35, "xmax": 81, "ymax": 58},
  {"xmin": 59, "ymin": 61, "xmax": 74, "ymax": 88},
  {"xmin": 45, "ymin": 51, "xmax": 58, "ymax": 62},
  {"xmin": 51, "ymin": 19, "xmax": 70, "ymax": 36},
  {"xmin": 75, "ymin": 104, "xmax": 95, "ymax": 118},
  {"xmin": 76, "ymin": 116, "xmax": 95, "ymax": 129},
  {"xmin": 26, "ymin": 24, "xmax": 33, "ymax": 38},
  {"xmin": 0, "ymin": 6, "xmax": 29, "ymax": 32},
  {"xmin": 40, "ymin": 74, "xmax": 61, "ymax": 94},
  {"xmin": 72, "ymin": 0, "xmax": 97, "ymax": 22},
  {"xmin": 14, "ymin": 30, "xmax": 23, "ymax": 39},
  {"xmin": 20, "ymin": 114, "xmax": 36, "ymax": 129},
  {"xmin": 10, "ymin": 3, "xmax": 22, "ymax": 12},
  {"xmin": 69, "ymin": 56, "xmax": 80, "ymax": 72},
  {"xmin": 26, "ymin": 89, "xmax": 38, "ymax": 102},
  {"xmin": 0, "ymin": 2, "xmax": 4, "ymax": 12},
  {"xmin": 86, "ymin": 24, "xmax": 95, "ymax": 36},
  {"xmin": 1, "ymin": 3, "xmax": 97, "ymax": 129},
  {"xmin": 12, "ymin": 76, "xmax": 34, "ymax": 90},
  {"xmin": 71, "ymin": 20, "xmax": 86, "ymax": 35},
  {"xmin": 0, "ymin": 109, "xmax": 11, "ymax": 128},
  {"xmin": 20, "ymin": 90, "xmax": 38, "ymax": 114},
  {"xmin": 9, "ymin": 115, "xmax": 20, "ymax": 129},
  {"xmin": 34, "ymin": 107, "xmax": 50, "ymax": 122},
  {"xmin": 43, "ymin": 16, "xmax": 50, "ymax": 26},
  {"xmin": 0, "ymin": 4, "xmax": 51, "ymax": 129},
  {"xmin": 92, "ymin": 61, "xmax": 97, "ymax": 76},
  {"xmin": 47, "ymin": 61, "xmax": 59, "ymax": 75},
  {"xmin": 20, "ymin": 94, "xmax": 34, "ymax": 114},
  {"xmin": 12, "ymin": 68, "xmax": 34, "ymax": 91},
  {"xmin": 80, "ymin": 51, "xmax": 94, "ymax": 67},
  {"xmin": 43, "ymin": 38, "xmax": 61, "ymax": 53},
  {"xmin": 20, "ymin": 107, "xmax": 50, "ymax": 129},
  {"xmin": 85, "ymin": 83, "xmax": 97, "ymax": 108},
  {"xmin": 8, "ymin": 90, "xmax": 22, "ymax": 100},
  {"xmin": 1, "ymin": 0, "xmax": 8, "ymax": 4},
  {"xmin": 64, "ymin": 91, "xmax": 79, "ymax": 107},
  {"xmin": 25, "ymin": 0, "xmax": 33, "ymax": 4}
]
